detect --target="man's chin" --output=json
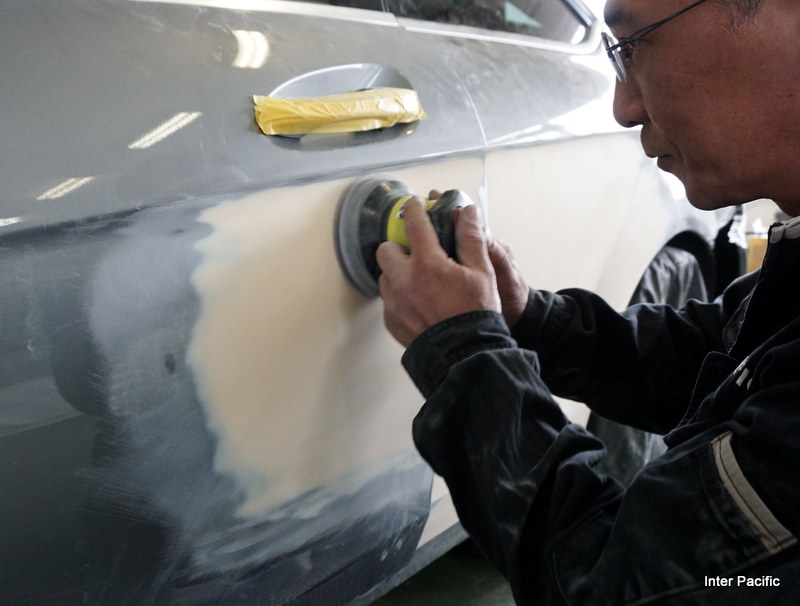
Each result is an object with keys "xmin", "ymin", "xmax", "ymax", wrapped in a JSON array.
[
  {"xmin": 656, "ymin": 155, "xmax": 676, "ymax": 174},
  {"xmin": 684, "ymin": 187, "xmax": 740, "ymax": 213}
]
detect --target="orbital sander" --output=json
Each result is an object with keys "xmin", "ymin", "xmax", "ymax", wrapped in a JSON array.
[{"xmin": 335, "ymin": 176, "xmax": 475, "ymax": 297}]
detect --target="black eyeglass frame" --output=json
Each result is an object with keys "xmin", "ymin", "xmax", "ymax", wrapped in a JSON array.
[{"xmin": 602, "ymin": 0, "xmax": 709, "ymax": 82}]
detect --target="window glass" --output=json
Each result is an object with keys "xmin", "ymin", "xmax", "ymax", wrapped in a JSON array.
[
  {"xmin": 281, "ymin": 1, "xmax": 384, "ymax": 9},
  {"xmin": 385, "ymin": 0, "xmax": 587, "ymax": 42},
  {"xmin": 281, "ymin": 1, "xmax": 588, "ymax": 44}
]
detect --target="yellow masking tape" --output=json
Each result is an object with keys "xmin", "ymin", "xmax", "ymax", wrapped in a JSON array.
[{"xmin": 253, "ymin": 88, "xmax": 427, "ymax": 136}]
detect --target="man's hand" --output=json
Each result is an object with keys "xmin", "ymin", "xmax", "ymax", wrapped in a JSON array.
[
  {"xmin": 488, "ymin": 238, "xmax": 529, "ymax": 328},
  {"xmin": 424, "ymin": 190, "xmax": 529, "ymax": 328},
  {"xmin": 376, "ymin": 196, "xmax": 501, "ymax": 348}
]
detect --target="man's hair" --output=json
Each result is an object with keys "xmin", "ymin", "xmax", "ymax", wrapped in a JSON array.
[{"xmin": 718, "ymin": 0, "xmax": 764, "ymax": 21}]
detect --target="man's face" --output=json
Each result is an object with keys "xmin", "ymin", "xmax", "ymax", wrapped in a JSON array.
[{"xmin": 605, "ymin": 0, "xmax": 800, "ymax": 214}]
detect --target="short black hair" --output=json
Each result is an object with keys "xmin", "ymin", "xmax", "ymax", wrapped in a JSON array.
[{"xmin": 719, "ymin": 0, "xmax": 764, "ymax": 19}]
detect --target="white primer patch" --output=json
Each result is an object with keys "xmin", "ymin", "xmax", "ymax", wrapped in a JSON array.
[{"xmin": 188, "ymin": 159, "xmax": 484, "ymax": 519}]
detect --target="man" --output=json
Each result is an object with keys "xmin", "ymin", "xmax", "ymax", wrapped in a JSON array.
[{"xmin": 376, "ymin": 0, "xmax": 800, "ymax": 603}]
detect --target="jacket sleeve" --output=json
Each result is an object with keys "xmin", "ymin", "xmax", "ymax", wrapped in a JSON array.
[
  {"xmin": 508, "ymin": 287, "xmax": 735, "ymax": 433},
  {"xmin": 402, "ymin": 309, "xmax": 800, "ymax": 605},
  {"xmin": 403, "ymin": 311, "xmax": 624, "ymax": 604}
]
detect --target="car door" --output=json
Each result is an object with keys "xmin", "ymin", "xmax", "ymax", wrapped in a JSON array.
[
  {"xmin": 0, "ymin": 2, "xmax": 487, "ymax": 605},
  {"xmin": 0, "ymin": 1, "xmax": 724, "ymax": 605}
]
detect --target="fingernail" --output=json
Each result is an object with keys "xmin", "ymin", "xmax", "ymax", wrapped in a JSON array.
[
  {"xmin": 402, "ymin": 196, "xmax": 424, "ymax": 212},
  {"xmin": 468, "ymin": 204, "xmax": 485, "ymax": 226}
]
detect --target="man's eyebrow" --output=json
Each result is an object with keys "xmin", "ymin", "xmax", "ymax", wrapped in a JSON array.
[{"xmin": 604, "ymin": 7, "xmax": 635, "ymax": 31}]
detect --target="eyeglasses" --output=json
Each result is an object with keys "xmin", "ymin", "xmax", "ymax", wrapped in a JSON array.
[{"xmin": 602, "ymin": 0, "xmax": 708, "ymax": 82}]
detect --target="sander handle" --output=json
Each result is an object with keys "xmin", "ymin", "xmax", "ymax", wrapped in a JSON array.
[
  {"xmin": 385, "ymin": 189, "xmax": 474, "ymax": 260},
  {"xmin": 427, "ymin": 189, "xmax": 473, "ymax": 260}
]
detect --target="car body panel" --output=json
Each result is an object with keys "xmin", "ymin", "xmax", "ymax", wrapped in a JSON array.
[{"xmin": 1, "ymin": 1, "xmax": 723, "ymax": 604}]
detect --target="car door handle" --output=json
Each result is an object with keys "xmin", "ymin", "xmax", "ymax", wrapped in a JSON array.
[
  {"xmin": 253, "ymin": 87, "xmax": 426, "ymax": 136},
  {"xmin": 260, "ymin": 63, "xmax": 424, "ymax": 147}
]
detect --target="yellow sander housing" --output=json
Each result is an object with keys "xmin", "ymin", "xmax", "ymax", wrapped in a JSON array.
[{"xmin": 335, "ymin": 176, "xmax": 474, "ymax": 297}]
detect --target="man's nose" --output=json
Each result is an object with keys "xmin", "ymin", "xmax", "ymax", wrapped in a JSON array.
[{"xmin": 612, "ymin": 78, "xmax": 648, "ymax": 128}]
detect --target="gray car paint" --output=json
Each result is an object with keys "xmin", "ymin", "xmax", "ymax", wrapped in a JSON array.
[{"xmin": 0, "ymin": 1, "xmax": 632, "ymax": 604}]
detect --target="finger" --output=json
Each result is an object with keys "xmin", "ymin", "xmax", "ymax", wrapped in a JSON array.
[
  {"xmin": 377, "ymin": 271, "xmax": 391, "ymax": 298},
  {"xmin": 375, "ymin": 240, "xmax": 409, "ymax": 273},
  {"xmin": 427, "ymin": 189, "xmax": 443, "ymax": 200},
  {"xmin": 489, "ymin": 239, "xmax": 516, "ymax": 288},
  {"xmin": 402, "ymin": 196, "xmax": 445, "ymax": 253},
  {"xmin": 489, "ymin": 239, "xmax": 521, "ymax": 284},
  {"xmin": 455, "ymin": 205, "xmax": 492, "ymax": 270},
  {"xmin": 488, "ymin": 238, "xmax": 514, "ymax": 269},
  {"xmin": 490, "ymin": 238, "xmax": 515, "ymax": 259}
]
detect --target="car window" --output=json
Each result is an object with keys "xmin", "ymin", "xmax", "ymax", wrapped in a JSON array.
[
  {"xmin": 386, "ymin": 0, "xmax": 587, "ymax": 42},
  {"xmin": 286, "ymin": 1, "xmax": 590, "ymax": 44}
]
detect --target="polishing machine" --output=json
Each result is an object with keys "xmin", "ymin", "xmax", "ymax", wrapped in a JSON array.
[{"xmin": 335, "ymin": 176, "xmax": 474, "ymax": 297}]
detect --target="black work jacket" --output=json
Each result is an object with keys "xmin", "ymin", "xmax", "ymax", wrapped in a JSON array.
[{"xmin": 403, "ymin": 217, "xmax": 800, "ymax": 605}]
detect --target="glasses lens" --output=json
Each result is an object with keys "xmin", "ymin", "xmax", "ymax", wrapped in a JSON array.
[{"xmin": 601, "ymin": 32, "xmax": 626, "ymax": 82}]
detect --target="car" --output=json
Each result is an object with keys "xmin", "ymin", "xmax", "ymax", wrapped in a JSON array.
[{"xmin": 0, "ymin": 1, "xmax": 740, "ymax": 604}]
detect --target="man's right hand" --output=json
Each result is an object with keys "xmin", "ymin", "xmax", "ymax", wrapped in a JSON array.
[{"xmin": 376, "ymin": 198, "xmax": 501, "ymax": 348}]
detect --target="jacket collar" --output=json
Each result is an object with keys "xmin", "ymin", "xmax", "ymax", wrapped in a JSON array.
[{"xmin": 730, "ymin": 215, "xmax": 800, "ymax": 359}]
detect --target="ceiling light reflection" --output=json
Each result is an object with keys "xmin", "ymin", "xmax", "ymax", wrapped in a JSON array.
[
  {"xmin": 128, "ymin": 111, "xmax": 202, "ymax": 150},
  {"xmin": 37, "ymin": 177, "xmax": 95, "ymax": 200},
  {"xmin": 0, "ymin": 217, "xmax": 22, "ymax": 227},
  {"xmin": 232, "ymin": 30, "xmax": 269, "ymax": 69}
]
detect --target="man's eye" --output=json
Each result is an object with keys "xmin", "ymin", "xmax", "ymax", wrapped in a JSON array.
[{"xmin": 619, "ymin": 42, "xmax": 635, "ymax": 63}]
